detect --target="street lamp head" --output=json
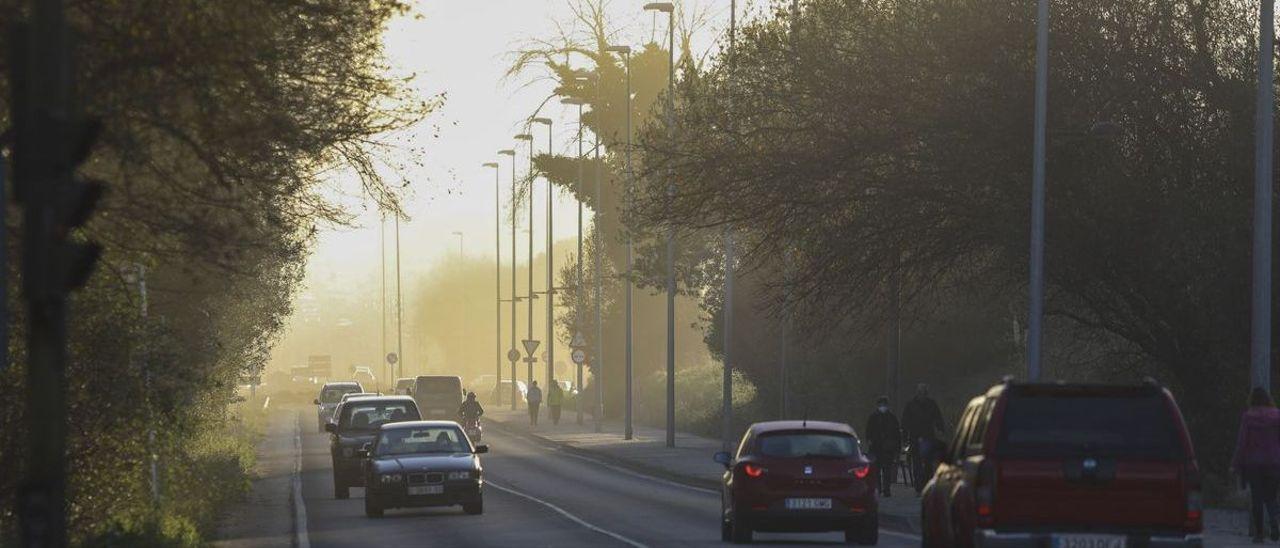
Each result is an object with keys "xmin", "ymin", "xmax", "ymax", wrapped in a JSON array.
[
  {"xmin": 560, "ymin": 97, "xmax": 586, "ymax": 106},
  {"xmin": 605, "ymin": 45, "xmax": 632, "ymax": 54},
  {"xmin": 644, "ymin": 2, "xmax": 675, "ymax": 13},
  {"xmin": 531, "ymin": 117, "xmax": 553, "ymax": 126},
  {"xmin": 498, "ymin": 149, "xmax": 516, "ymax": 156},
  {"xmin": 514, "ymin": 133, "xmax": 534, "ymax": 141},
  {"xmin": 482, "ymin": 162, "xmax": 499, "ymax": 168}
]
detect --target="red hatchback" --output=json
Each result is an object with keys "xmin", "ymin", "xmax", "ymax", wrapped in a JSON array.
[
  {"xmin": 714, "ymin": 421, "xmax": 878, "ymax": 545},
  {"xmin": 921, "ymin": 381, "xmax": 1203, "ymax": 547}
]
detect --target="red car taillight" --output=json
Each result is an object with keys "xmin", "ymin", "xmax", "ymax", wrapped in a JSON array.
[
  {"xmin": 742, "ymin": 463, "xmax": 765, "ymax": 478},
  {"xmin": 975, "ymin": 460, "xmax": 997, "ymax": 527},
  {"xmin": 1183, "ymin": 461, "xmax": 1203, "ymax": 532}
]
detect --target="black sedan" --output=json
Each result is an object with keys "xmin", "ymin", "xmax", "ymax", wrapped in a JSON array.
[
  {"xmin": 325, "ymin": 395, "xmax": 420, "ymax": 499},
  {"xmin": 359, "ymin": 421, "xmax": 487, "ymax": 518}
]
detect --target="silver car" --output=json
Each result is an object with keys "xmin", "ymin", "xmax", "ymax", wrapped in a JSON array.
[{"xmin": 314, "ymin": 381, "xmax": 363, "ymax": 432}]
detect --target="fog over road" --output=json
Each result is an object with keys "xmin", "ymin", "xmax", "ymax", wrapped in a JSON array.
[{"xmin": 272, "ymin": 407, "xmax": 918, "ymax": 547}]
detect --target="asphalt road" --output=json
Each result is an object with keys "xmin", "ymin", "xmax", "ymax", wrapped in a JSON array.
[{"xmin": 296, "ymin": 410, "xmax": 920, "ymax": 547}]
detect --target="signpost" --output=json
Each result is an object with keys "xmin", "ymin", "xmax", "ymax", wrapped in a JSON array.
[
  {"xmin": 571, "ymin": 331, "xmax": 586, "ymax": 424},
  {"xmin": 571, "ymin": 349, "xmax": 586, "ymax": 366},
  {"xmin": 507, "ymin": 349, "xmax": 520, "ymax": 363},
  {"xmin": 522, "ymin": 339, "xmax": 540, "ymax": 388}
]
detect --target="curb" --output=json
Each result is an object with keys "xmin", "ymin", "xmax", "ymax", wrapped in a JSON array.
[{"xmin": 487, "ymin": 417, "xmax": 921, "ymax": 535}]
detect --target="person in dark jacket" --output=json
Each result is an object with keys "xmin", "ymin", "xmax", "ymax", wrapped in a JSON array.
[
  {"xmin": 458, "ymin": 392, "xmax": 484, "ymax": 420},
  {"xmin": 1233, "ymin": 387, "xmax": 1280, "ymax": 542},
  {"xmin": 865, "ymin": 396, "xmax": 902, "ymax": 497},
  {"xmin": 902, "ymin": 383, "xmax": 946, "ymax": 494}
]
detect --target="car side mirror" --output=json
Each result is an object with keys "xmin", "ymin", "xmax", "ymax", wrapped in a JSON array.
[
  {"xmin": 356, "ymin": 448, "xmax": 369, "ymax": 458},
  {"xmin": 474, "ymin": 444, "xmax": 489, "ymax": 454},
  {"xmin": 313, "ymin": 399, "xmax": 321, "ymax": 405},
  {"xmin": 324, "ymin": 422, "xmax": 336, "ymax": 433},
  {"xmin": 713, "ymin": 451, "xmax": 732, "ymax": 468}
]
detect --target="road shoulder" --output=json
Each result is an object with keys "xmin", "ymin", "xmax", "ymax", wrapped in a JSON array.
[{"xmin": 213, "ymin": 406, "xmax": 300, "ymax": 548}]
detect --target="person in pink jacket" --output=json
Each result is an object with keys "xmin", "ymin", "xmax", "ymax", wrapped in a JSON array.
[{"xmin": 1233, "ymin": 387, "xmax": 1280, "ymax": 542}]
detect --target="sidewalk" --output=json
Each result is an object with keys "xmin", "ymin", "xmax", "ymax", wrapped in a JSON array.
[
  {"xmin": 488, "ymin": 408, "xmax": 1268, "ymax": 544},
  {"xmin": 485, "ymin": 407, "xmax": 921, "ymax": 534},
  {"xmin": 213, "ymin": 406, "xmax": 298, "ymax": 548}
]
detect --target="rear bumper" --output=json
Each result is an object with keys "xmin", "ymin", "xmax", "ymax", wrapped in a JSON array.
[
  {"xmin": 975, "ymin": 529, "xmax": 1203, "ymax": 548},
  {"xmin": 737, "ymin": 508, "xmax": 874, "ymax": 533}
]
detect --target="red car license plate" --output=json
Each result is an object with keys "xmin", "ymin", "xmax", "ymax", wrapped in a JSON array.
[
  {"xmin": 1054, "ymin": 535, "xmax": 1125, "ymax": 548},
  {"xmin": 784, "ymin": 498, "xmax": 832, "ymax": 510}
]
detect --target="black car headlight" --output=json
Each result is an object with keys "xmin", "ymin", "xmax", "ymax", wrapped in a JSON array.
[{"xmin": 379, "ymin": 473, "xmax": 403, "ymax": 484}]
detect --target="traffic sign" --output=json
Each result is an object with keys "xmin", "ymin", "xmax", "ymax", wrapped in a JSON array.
[
  {"xmin": 522, "ymin": 339, "xmax": 541, "ymax": 357},
  {"xmin": 570, "ymin": 331, "xmax": 587, "ymax": 348},
  {"xmin": 507, "ymin": 349, "xmax": 520, "ymax": 362},
  {"xmin": 571, "ymin": 349, "xmax": 586, "ymax": 365},
  {"xmin": 385, "ymin": 352, "xmax": 398, "ymax": 365}
]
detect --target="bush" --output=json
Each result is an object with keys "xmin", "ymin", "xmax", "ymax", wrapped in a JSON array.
[
  {"xmin": 637, "ymin": 363, "xmax": 761, "ymax": 438},
  {"xmin": 82, "ymin": 511, "xmax": 202, "ymax": 548}
]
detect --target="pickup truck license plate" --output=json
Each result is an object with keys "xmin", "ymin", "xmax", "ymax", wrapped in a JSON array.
[
  {"xmin": 1054, "ymin": 535, "xmax": 1125, "ymax": 548},
  {"xmin": 407, "ymin": 485, "xmax": 443, "ymax": 496},
  {"xmin": 784, "ymin": 498, "xmax": 832, "ymax": 510}
]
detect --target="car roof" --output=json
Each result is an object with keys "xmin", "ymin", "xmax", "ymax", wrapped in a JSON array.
[
  {"xmin": 344, "ymin": 395, "xmax": 415, "ymax": 403},
  {"xmin": 380, "ymin": 420, "xmax": 463, "ymax": 430},
  {"xmin": 322, "ymin": 382, "xmax": 360, "ymax": 389},
  {"xmin": 993, "ymin": 382, "xmax": 1167, "ymax": 399},
  {"xmin": 748, "ymin": 420, "xmax": 856, "ymax": 436}
]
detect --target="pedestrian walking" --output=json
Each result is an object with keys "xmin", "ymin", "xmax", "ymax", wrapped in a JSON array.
[
  {"xmin": 902, "ymin": 383, "xmax": 945, "ymax": 495},
  {"xmin": 548, "ymin": 381, "xmax": 564, "ymax": 425},
  {"xmin": 865, "ymin": 396, "xmax": 902, "ymax": 497},
  {"xmin": 1233, "ymin": 387, "xmax": 1280, "ymax": 542},
  {"xmin": 526, "ymin": 380, "xmax": 543, "ymax": 426}
]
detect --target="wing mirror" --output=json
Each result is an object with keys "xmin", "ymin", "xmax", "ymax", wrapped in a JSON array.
[
  {"xmin": 713, "ymin": 451, "xmax": 732, "ymax": 468},
  {"xmin": 323, "ymin": 422, "xmax": 336, "ymax": 433},
  {"xmin": 356, "ymin": 442, "xmax": 372, "ymax": 459},
  {"xmin": 313, "ymin": 398, "xmax": 321, "ymax": 405},
  {"xmin": 474, "ymin": 444, "xmax": 489, "ymax": 454}
]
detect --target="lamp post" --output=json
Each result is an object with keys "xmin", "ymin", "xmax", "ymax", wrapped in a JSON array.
[
  {"xmin": 532, "ymin": 117, "xmax": 556, "ymax": 390},
  {"xmin": 561, "ymin": 95, "xmax": 587, "ymax": 424},
  {"xmin": 1253, "ymin": 0, "xmax": 1275, "ymax": 391},
  {"xmin": 395, "ymin": 213, "xmax": 403, "ymax": 379},
  {"xmin": 515, "ymin": 132, "xmax": 536, "ymax": 389},
  {"xmin": 644, "ymin": 0, "xmax": 677, "ymax": 448},
  {"xmin": 724, "ymin": 0, "xmax": 738, "ymax": 451},
  {"xmin": 499, "ymin": 148, "xmax": 518, "ymax": 409},
  {"xmin": 451, "ymin": 231, "xmax": 464, "ymax": 258},
  {"xmin": 605, "ymin": 44, "xmax": 634, "ymax": 440},
  {"xmin": 484, "ymin": 162, "xmax": 503, "ymax": 405},
  {"xmin": 1027, "ymin": 0, "xmax": 1049, "ymax": 382}
]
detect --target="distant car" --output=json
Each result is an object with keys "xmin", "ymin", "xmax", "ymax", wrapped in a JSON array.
[
  {"xmin": 413, "ymin": 375, "xmax": 464, "ymax": 420},
  {"xmin": 715, "ymin": 421, "xmax": 877, "ymax": 545},
  {"xmin": 492, "ymin": 379, "xmax": 528, "ymax": 406},
  {"xmin": 471, "ymin": 374, "xmax": 497, "ymax": 394},
  {"xmin": 352, "ymin": 367, "xmax": 377, "ymax": 391},
  {"xmin": 326, "ymin": 395, "xmax": 420, "ymax": 499},
  {"xmin": 921, "ymin": 381, "xmax": 1202, "ymax": 548},
  {"xmin": 555, "ymin": 379, "xmax": 576, "ymax": 395},
  {"xmin": 314, "ymin": 382, "xmax": 363, "ymax": 432},
  {"xmin": 394, "ymin": 377, "xmax": 415, "ymax": 396},
  {"xmin": 360, "ymin": 420, "xmax": 487, "ymax": 517}
]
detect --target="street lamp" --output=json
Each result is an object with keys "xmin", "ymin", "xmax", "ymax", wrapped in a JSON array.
[
  {"xmin": 531, "ymin": 116, "xmax": 556, "ymax": 391},
  {"xmin": 451, "ymin": 231, "xmax": 464, "ymax": 258},
  {"xmin": 499, "ymin": 148, "xmax": 519, "ymax": 409},
  {"xmin": 484, "ymin": 162, "xmax": 503, "ymax": 406},
  {"xmin": 605, "ymin": 44, "xmax": 635, "ymax": 440},
  {"xmin": 515, "ymin": 132, "xmax": 536, "ymax": 390},
  {"xmin": 645, "ymin": 0, "xmax": 678, "ymax": 448},
  {"xmin": 561, "ymin": 95, "xmax": 587, "ymax": 424},
  {"xmin": 1253, "ymin": 0, "xmax": 1275, "ymax": 391}
]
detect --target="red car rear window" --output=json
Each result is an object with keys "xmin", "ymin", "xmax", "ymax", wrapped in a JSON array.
[
  {"xmin": 997, "ymin": 394, "xmax": 1182, "ymax": 459},
  {"xmin": 757, "ymin": 431, "xmax": 860, "ymax": 458}
]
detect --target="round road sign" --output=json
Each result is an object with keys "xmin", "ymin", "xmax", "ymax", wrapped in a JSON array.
[
  {"xmin": 385, "ymin": 352, "xmax": 398, "ymax": 365},
  {"xmin": 507, "ymin": 349, "xmax": 521, "ymax": 362},
  {"xmin": 571, "ymin": 348, "xmax": 587, "ymax": 365}
]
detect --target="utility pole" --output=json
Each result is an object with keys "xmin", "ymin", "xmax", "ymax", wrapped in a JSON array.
[
  {"xmin": 485, "ymin": 162, "xmax": 502, "ymax": 405},
  {"xmin": 593, "ymin": 96, "xmax": 604, "ymax": 434},
  {"xmin": 515, "ymin": 132, "xmax": 536, "ymax": 388},
  {"xmin": 605, "ymin": 44, "xmax": 634, "ymax": 440},
  {"xmin": 500, "ymin": 149, "xmax": 518, "ymax": 409},
  {"xmin": 1253, "ymin": 0, "xmax": 1275, "ymax": 391},
  {"xmin": 381, "ymin": 215, "xmax": 387, "ymax": 389},
  {"xmin": 1027, "ymin": 0, "xmax": 1049, "ymax": 382},
  {"xmin": 722, "ymin": 0, "xmax": 737, "ymax": 452},
  {"xmin": 532, "ymin": 117, "xmax": 555, "ymax": 390},
  {"xmin": 644, "ymin": 0, "xmax": 677, "ymax": 449},
  {"xmin": 561, "ymin": 96, "xmax": 587, "ymax": 425},
  {"xmin": 395, "ymin": 213, "xmax": 404, "ymax": 379},
  {"xmin": 12, "ymin": 0, "xmax": 106, "ymax": 541}
]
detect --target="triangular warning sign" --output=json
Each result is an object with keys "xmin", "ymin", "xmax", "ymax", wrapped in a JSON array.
[
  {"xmin": 570, "ymin": 332, "xmax": 587, "ymax": 348},
  {"xmin": 522, "ymin": 339, "xmax": 541, "ymax": 356}
]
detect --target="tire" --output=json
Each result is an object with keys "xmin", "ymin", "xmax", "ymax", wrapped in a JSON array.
[
  {"xmin": 730, "ymin": 515, "xmax": 753, "ymax": 544},
  {"xmin": 845, "ymin": 512, "xmax": 878, "ymax": 545},
  {"xmin": 364, "ymin": 494, "xmax": 383, "ymax": 518},
  {"xmin": 463, "ymin": 497, "xmax": 484, "ymax": 515},
  {"xmin": 333, "ymin": 475, "xmax": 349, "ymax": 500},
  {"xmin": 721, "ymin": 517, "xmax": 732, "ymax": 542}
]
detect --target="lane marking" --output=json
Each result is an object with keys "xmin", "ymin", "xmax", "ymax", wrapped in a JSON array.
[
  {"xmin": 486, "ymin": 480, "xmax": 649, "ymax": 548},
  {"xmin": 292, "ymin": 411, "xmax": 311, "ymax": 548},
  {"xmin": 491, "ymin": 427, "xmax": 922, "ymax": 541}
]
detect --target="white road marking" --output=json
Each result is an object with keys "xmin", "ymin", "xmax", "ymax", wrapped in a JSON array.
[
  {"xmin": 293, "ymin": 412, "xmax": 311, "ymax": 548},
  {"xmin": 487, "ymin": 480, "xmax": 649, "ymax": 548}
]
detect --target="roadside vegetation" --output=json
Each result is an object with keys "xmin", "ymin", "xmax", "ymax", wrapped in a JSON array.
[{"xmin": 0, "ymin": 0, "xmax": 431, "ymax": 544}]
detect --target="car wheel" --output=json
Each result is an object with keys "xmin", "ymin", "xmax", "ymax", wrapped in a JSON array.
[
  {"xmin": 844, "ymin": 512, "xmax": 878, "ymax": 545},
  {"xmin": 364, "ymin": 494, "xmax": 383, "ymax": 518},
  {"xmin": 463, "ymin": 497, "xmax": 484, "ymax": 515},
  {"xmin": 333, "ymin": 475, "xmax": 349, "ymax": 500},
  {"xmin": 721, "ymin": 517, "xmax": 732, "ymax": 542},
  {"xmin": 729, "ymin": 515, "xmax": 752, "ymax": 544}
]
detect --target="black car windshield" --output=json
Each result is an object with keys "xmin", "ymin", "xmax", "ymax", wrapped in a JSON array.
[
  {"xmin": 757, "ymin": 432, "xmax": 860, "ymax": 458},
  {"xmin": 339, "ymin": 402, "xmax": 419, "ymax": 431},
  {"xmin": 320, "ymin": 386, "xmax": 359, "ymax": 403},
  {"xmin": 376, "ymin": 427, "xmax": 469, "ymax": 456},
  {"xmin": 997, "ymin": 394, "xmax": 1183, "ymax": 458}
]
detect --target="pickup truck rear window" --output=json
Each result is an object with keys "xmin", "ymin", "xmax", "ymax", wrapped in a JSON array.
[{"xmin": 997, "ymin": 395, "xmax": 1182, "ymax": 458}]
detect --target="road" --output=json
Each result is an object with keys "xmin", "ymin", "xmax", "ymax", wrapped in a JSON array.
[{"xmin": 282, "ymin": 407, "xmax": 919, "ymax": 547}]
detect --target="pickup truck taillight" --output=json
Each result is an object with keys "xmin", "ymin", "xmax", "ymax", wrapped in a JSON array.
[
  {"xmin": 975, "ymin": 460, "xmax": 997, "ymax": 527},
  {"xmin": 1183, "ymin": 461, "xmax": 1202, "ymax": 532}
]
